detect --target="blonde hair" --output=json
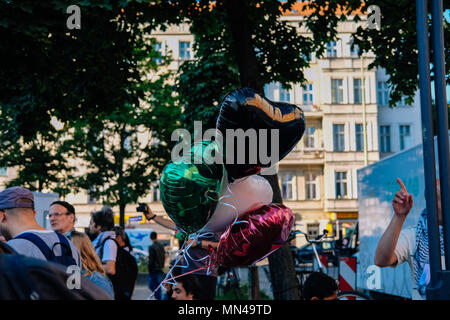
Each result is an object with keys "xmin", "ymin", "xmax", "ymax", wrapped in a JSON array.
[{"xmin": 71, "ymin": 231, "xmax": 105, "ymax": 276}]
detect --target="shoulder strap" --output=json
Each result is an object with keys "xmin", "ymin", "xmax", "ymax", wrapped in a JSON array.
[
  {"xmin": 15, "ymin": 232, "xmax": 54, "ymax": 261},
  {"xmin": 54, "ymin": 232, "xmax": 73, "ymax": 257},
  {"xmin": 100, "ymin": 237, "xmax": 118, "ymax": 261},
  {"xmin": 0, "ymin": 241, "xmax": 18, "ymax": 254}
]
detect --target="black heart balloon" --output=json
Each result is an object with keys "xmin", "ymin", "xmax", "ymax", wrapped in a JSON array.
[{"xmin": 216, "ymin": 87, "xmax": 306, "ymax": 181}]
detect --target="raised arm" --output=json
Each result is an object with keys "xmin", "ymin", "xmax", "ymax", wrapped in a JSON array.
[
  {"xmin": 143, "ymin": 203, "xmax": 177, "ymax": 231},
  {"xmin": 374, "ymin": 178, "xmax": 413, "ymax": 267}
]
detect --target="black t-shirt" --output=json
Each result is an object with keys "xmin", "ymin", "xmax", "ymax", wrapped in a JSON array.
[{"xmin": 148, "ymin": 241, "xmax": 165, "ymax": 273}]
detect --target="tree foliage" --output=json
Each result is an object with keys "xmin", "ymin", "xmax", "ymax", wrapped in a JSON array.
[
  {"xmin": 0, "ymin": 1, "xmax": 181, "ymax": 224},
  {"xmin": 300, "ymin": 0, "xmax": 450, "ymax": 107}
]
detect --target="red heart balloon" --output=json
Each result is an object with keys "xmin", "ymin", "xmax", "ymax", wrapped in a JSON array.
[{"xmin": 216, "ymin": 204, "xmax": 294, "ymax": 267}]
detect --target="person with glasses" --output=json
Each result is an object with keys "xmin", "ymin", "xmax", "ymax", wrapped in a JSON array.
[
  {"xmin": 0, "ymin": 187, "xmax": 81, "ymax": 268},
  {"xmin": 49, "ymin": 201, "xmax": 76, "ymax": 239}
]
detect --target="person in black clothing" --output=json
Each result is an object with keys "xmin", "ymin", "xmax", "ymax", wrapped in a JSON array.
[
  {"xmin": 148, "ymin": 231, "xmax": 166, "ymax": 300},
  {"xmin": 302, "ymin": 272, "xmax": 338, "ymax": 300},
  {"xmin": 113, "ymin": 226, "xmax": 133, "ymax": 252}
]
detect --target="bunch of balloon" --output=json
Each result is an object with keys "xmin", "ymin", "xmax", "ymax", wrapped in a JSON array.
[{"xmin": 212, "ymin": 87, "xmax": 306, "ymax": 267}]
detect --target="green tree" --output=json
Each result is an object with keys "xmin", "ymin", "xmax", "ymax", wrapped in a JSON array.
[
  {"xmin": 61, "ymin": 7, "xmax": 182, "ymax": 227},
  {"xmin": 0, "ymin": 1, "xmax": 181, "ymax": 226},
  {"xmin": 0, "ymin": 0, "xmax": 140, "ymax": 193},
  {"xmin": 301, "ymin": 0, "xmax": 450, "ymax": 107}
]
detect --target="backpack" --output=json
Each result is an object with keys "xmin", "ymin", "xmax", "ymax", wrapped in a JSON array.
[
  {"xmin": 148, "ymin": 242, "xmax": 165, "ymax": 273},
  {"xmin": 14, "ymin": 231, "xmax": 78, "ymax": 268},
  {"xmin": 0, "ymin": 241, "xmax": 17, "ymax": 254},
  {"xmin": 100, "ymin": 237, "xmax": 138, "ymax": 300},
  {"xmin": 0, "ymin": 253, "xmax": 112, "ymax": 300}
]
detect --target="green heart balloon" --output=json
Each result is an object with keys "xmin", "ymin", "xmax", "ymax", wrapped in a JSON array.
[{"xmin": 160, "ymin": 140, "xmax": 224, "ymax": 235}]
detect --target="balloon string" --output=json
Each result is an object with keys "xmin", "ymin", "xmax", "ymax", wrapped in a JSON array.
[
  {"xmin": 148, "ymin": 238, "xmax": 193, "ymax": 300},
  {"xmin": 148, "ymin": 231, "xmax": 216, "ymax": 300},
  {"xmin": 149, "ymin": 261, "xmax": 216, "ymax": 300},
  {"xmin": 151, "ymin": 176, "xmax": 255, "ymax": 299}
]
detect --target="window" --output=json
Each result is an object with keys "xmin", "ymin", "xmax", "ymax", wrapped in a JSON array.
[
  {"xmin": 333, "ymin": 124, "xmax": 345, "ymax": 151},
  {"xmin": 377, "ymin": 81, "xmax": 389, "ymax": 106},
  {"xmin": 399, "ymin": 125, "xmax": 412, "ymax": 150},
  {"xmin": 326, "ymin": 41, "xmax": 337, "ymax": 57},
  {"xmin": 279, "ymin": 85, "xmax": 291, "ymax": 103},
  {"xmin": 306, "ymin": 173, "xmax": 318, "ymax": 200},
  {"xmin": 355, "ymin": 123, "xmax": 364, "ymax": 152},
  {"xmin": 281, "ymin": 173, "xmax": 295, "ymax": 200},
  {"xmin": 331, "ymin": 79, "xmax": 344, "ymax": 104},
  {"xmin": 335, "ymin": 171, "xmax": 347, "ymax": 199},
  {"xmin": 399, "ymin": 96, "xmax": 410, "ymax": 106},
  {"xmin": 179, "ymin": 41, "xmax": 191, "ymax": 60},
  {"xmin": 379, "ymin": 125, "xmax": 391, "ymax": 153},
  {"xmin": 154, "ymin": 41, "xmax": 162, "ymax": 64},
  {"xmin": 304, "ymin": 126, "xmax": 316, "ymax": 149},
  {"xmin": 350, "ymin": 42, "xmax": 359, "ymax": 57},
  {"xmin": 353, "ymin": 78, "xmax": 362, "ymax": 104},
  {"xmin": 87, "ymin": 187, "xmax": 97, "ymax": 204},
  {"xmin": 302, "ymin": 83, "xmax": 313, "ymax": 105},
  {"xmin": 152, "ymin": 185, "xmax": 160, "ymax": 202},
  {"xmin": 0, "ymin": 167, "xmax": 6, "ymax": 176}
]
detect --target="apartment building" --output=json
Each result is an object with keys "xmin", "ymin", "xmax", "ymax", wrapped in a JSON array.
[
  {"xmin": 0, "ymin": 4, "xmax": 422, "ymax": 241},
  {"xmin": 269, "ymin": 6, "xmax": 422, "ymax": 246}
]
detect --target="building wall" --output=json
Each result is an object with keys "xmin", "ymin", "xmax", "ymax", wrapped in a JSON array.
[
  {"xmin": 376, "ymin": 68, "xmax": 423, "ymax": 157},
  {"xmin": 274, "ymin": 11, "xmax": 421, "ymax": 245}
]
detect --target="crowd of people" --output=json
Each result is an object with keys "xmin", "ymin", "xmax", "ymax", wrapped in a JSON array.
[
  {"xmin": 0, "ymin": 176, "xmax": 443, "ymax": 300},
  {"xmin": 0, "ymin": 185, "xmax": 340, "ymax": 301},
  {"xmin": 0, "ymin": 185, "xmax": 203, "ymax": 300}
]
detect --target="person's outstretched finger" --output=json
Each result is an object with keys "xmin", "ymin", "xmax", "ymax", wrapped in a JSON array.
[{"xmin": 396, "ymin": 178, "xmax": 408, "ymax": 193}]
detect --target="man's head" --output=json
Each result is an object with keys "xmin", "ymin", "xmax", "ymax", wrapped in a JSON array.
[
  {"xmin": 89, "ymin": 206, "xmax": 115, "ymax": 237},
  {"xmin": 113, "ymin": 226, "xmax": 129, "ymax": 248},
  {"xmin": 0, "ymin": 187, "xmax": 36, "ymax": 240},
  {"xmin": 303, "ymin": 272, "xmax": 338, "ymax": 300},
  {"xmin": 171, "ymin": 275, "xmax": 199, "ymax": 300},
  {"xmin": 49, "ymin": 201, "xmax": 76, "ymax": 234},
  {"xmin": 150, "ymin": 231, "xmax": 157, "ymax": 242}
]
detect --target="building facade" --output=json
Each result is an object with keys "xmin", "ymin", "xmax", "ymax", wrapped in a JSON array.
[
  {"xmin": 267, "ymin": 8, "xmax": 422, "ymax": 246},
  {"xmin": 0, "ymin": 5, "xmax": 423, "ymax": 246}
]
